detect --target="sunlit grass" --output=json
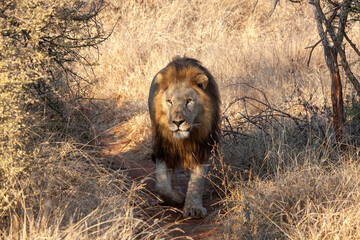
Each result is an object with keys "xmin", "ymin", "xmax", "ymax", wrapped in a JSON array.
[{"xmin": 2, "ymin": 0, "xmax": 360, "ymax": 239}]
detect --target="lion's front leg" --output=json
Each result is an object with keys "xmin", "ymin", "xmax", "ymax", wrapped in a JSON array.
[
  {"xmin": 155, "ymin": 160, "xmax": 185, "ymax": 205},
  {"xmin": 183, "ymin": 163, "xmax": 208, "ymax": 218}
]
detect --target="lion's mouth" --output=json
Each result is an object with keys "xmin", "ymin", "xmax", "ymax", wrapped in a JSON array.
[{"xmin": 173, "ymin": 130, "xmax": 190, "ymax": 139}]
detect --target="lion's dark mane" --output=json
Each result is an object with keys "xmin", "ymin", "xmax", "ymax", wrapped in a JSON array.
[{"xmin": 149, "ymin": 57, "xmax": 220, "ymax": 169}]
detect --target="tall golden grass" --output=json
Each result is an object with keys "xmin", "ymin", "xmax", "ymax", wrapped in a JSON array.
[
  {"xmin": 219, "ymin": 155, "xmax": 360, "ymax": 239},
  {"xmin": 91, "ymin": 0, "xmax": 360, "ymax": 239},
  {"xmin": 2, "ymin": 0, "xmax": 360, "ymax": 239},
  {"xmin": 1, "ymin": 132, "xmax": 176, "ymax": 239}
]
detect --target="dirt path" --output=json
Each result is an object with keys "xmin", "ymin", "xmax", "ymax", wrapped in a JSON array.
[{"xmin": 100, "ymin": 134, "xmax": 220, "ymax": 239}]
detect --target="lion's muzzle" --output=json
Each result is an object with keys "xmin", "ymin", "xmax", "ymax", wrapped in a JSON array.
[{"xmin": 169, "ymin": 118, "xmax": 191, "ymax": 139}]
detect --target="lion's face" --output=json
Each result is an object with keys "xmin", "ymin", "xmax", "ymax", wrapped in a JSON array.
[
  {"xmin": 149, "ymin": 57, "xmax": 220, "ymax": 169},
  {"xmin": 149, "ymin": 61, "xmax": 215, "ymax": 144},
  {"xmin": 162, "ymin": 82, "xmax": 202, "ymax": 139}
]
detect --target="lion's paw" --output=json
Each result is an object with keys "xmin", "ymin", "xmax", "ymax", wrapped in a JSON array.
[
  {"xmin": 183, "ymin": 205, "xmax": 207, "ymax": 218},
  {"xmin": 169, "ymin": 189, "xmax": 186, "ymax": 205},
  {"xmin": 156, "ymin": 187, "xmax": 185, "ymax": 206}
]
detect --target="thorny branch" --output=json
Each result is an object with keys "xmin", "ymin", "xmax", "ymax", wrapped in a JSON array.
[
  {"xmin": 306, "ymin": 39, "xmax": 322, "ymax": 66},
  {"xmin": 309, "ymin": 0, "xmax": 360, "ymax": 96},
  {"xmin": 0, "ymin": 0, "xmax": 119, "ymax": 119},
  {"xmin": 222, "ymin": 96, "xmax": 304, "ymax": 137},
  {"xmin": 344, "ymin": 32, "xmax": 360, "ymax": 56},
  {"xmin": 222, "ymin": 84, "xmax": 313, "ymax": 138}
]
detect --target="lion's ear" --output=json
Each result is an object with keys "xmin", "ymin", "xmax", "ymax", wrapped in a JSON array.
[
  {"xmin": 154, "ymin": 72, "xmax": 170, "ymax": 89},
  {"xmin": 194, "ymin": 74, "xmax": 208, "ymax": 89},
  {"xmin": 154, "ymin": 72, "xmax": 163, "ymax": 84}
]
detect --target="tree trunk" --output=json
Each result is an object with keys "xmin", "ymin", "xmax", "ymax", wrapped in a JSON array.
[
  {"xmin": 329, "ymin": 50, "xmax": 345, "ymax": 144},
  {"xmin": 309, "ymin": 0, "xmax": 345, "ymax": 144}
]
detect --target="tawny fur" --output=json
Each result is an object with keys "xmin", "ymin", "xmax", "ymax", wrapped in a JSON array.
[{"xmin": 148, "ymin": 57, "xmax": 220, "ymax": 169}]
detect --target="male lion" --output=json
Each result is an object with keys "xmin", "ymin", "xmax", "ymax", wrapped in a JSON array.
[{"xmin": 148, "ymin": 57, "xmax": 220, "ymax": 218}]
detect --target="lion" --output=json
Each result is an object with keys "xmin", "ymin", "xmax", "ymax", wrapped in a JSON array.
[{"xmin": 148, "ymin": 57, "xmax": 220, "ymax": 218}]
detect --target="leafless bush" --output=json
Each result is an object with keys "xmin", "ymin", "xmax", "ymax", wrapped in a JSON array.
[{"xmin": 221, "ymin": 82, "xmax": 336, "ymax": 177}]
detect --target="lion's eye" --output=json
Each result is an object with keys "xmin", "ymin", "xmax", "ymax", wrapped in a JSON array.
[
  {"xmin": 186, "ymin": 98, "xmax": 193, "ymax": 106},
  {"xmin": 167, "ymin": 99, "xmax": 172, "ymax": 105}
]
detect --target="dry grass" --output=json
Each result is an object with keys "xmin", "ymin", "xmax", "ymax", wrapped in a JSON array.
[
  {"xmin": 219, "ymin": 155, "xmax": 360, "ymax": 239},
  {"xmin": 92, "ymin": 0, "xmax": 339, "ymax": 148},
  {"xmin": 1, "ymin": 131, "xmax": 176, "ymax": 239},
  {"xmin": 90, "ymin": 0, "xmax": 360, "ymax": 239},
  {"xmin": 89, "ymin": 0, "xmax": 360, "ymax": 238},
  {"xmin": 2, "ymin": 0, "xmax": 360, "ymax": 239}
]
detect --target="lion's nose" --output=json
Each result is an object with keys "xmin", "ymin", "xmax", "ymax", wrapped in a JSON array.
[{"xmin": 172, "ymin": 120, "xmax": 185, "ymax": 127}]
